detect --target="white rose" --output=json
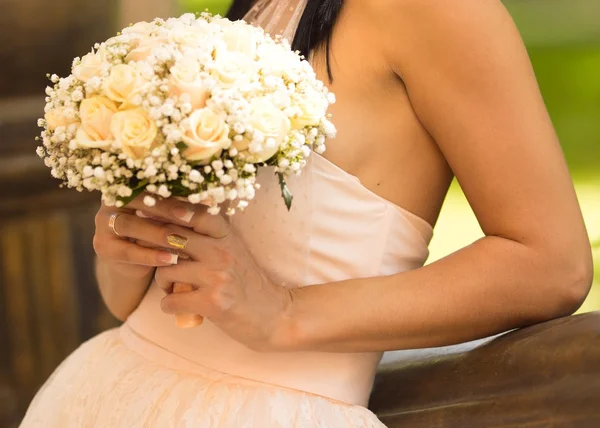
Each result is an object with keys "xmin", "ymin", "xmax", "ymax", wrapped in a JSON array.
[
  {"xmin": 258, "ymin": 43, "xmax": 301, "ymax": 77},
  {"xmin": 110, "ymin": 108, "xmax": 158, "ymax": 159},
  {"xmin": 238, "ymin": 98, "xmax": 290, "ymax": 162},
  {"xmin": 182, "ymin": 108, "xmax": 230, "ymax": 162},
  {"xmin": 125, "ymin": 36, "xmax": 168, "ymax": 62},
  {"xmin": 103, "ymin": 64, "xmax": 146, "ymax": 104},
  {"xmin": 45, "ymin": 108, "xmax": 79, "ymax": 131},
  {"xmin": 222, "ymin": 23, "xmax": 257, "ymax": 57},
  {"xmin": 291, "ymin": 94, "xmax": 327, "ymax": 129},
  {"xmin": 168, "ymin": 27, "xmax": 208, "ymax": 47},
  {"xmin": 169, "ymin": 59, "xmax": 209, "ymax": 109},
  {"xmin": 73, "ymin": 48, "xmax": 107, "ymax": 82},
  {"xmin": 211, "ymin": 49, "xmax": 257, "ymax": 88},
  {"xmin": 79, "ymin": 96, "xmax": 118, "ymax": 142}
]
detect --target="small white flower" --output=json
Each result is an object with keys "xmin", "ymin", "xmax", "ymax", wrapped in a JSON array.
[
  {"xmin": 207, "ymin": 205, "xmax": 221, "ymax": 215},
  {"xmin": 145, "ymin": 164, "xmax": 158, "ymax": 177},
  {"xmin": 189, "ymin": 169, "xmax": 204, "ymax": 183},
  {"xmin": 220, "ymin": 174, "xmax": 232, "ymax": 185},
  {"xmin": 83, "ymin": 165, "xmax": 94, "ymax": 177},
  {"xmin": 118, "ymin": 186, "xmax": 133, "ymax": 197},
  {"xmin": 226, "ymin": 189, "xmax": 238, "ymax": 200},
  {"xmin": 204, "ymin": 165, "xmax": 212, "ymax": 174},
  {"xmin": 243, "ymin": 164, "xmax": 256, "ymax": 173},
  {"xmin": 188, "ymin": 193, "xmax": 202, "ymax": 204},
  {"xmin": 94, "ymin": 167, "xmax": 105, "ymax": 179},
  {"xmin": 147, "ymin": 184, "xmax": 157, "ymax": 193},
  {"xmin": 71, "ymin": 90, "xmax": 84, "ymax": 102},
  {"xmin": 144, "ymin": 195, "xmax": 157, "ymax": 207},
  {"xmin": 211, "ymin": 160, "xmax": 224, "ymax": 171},
  {"xmin": 158, "ymin": 185, "xmax": 171, "ymax": 198},
  {"xmin": 233, "ymin": 123, "xmax": 245, "ymax": 134}
]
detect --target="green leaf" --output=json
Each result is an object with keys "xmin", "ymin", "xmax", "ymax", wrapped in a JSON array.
[
  {"xmin": 277, "ymin": 172, "xmax": 293, "ymax": 211},
  {"xmin": 117, "ymin": 179, "xmax": 148, "ymax": 207}
]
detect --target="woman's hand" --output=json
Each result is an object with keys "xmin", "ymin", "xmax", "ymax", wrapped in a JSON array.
[
  {"xmin": 93, "ymin": 202, "xmax": 181, "ymax": 274},
  {"xmin": 93, "ymin": 201, "xmax": 182, "ymax": 321},
  {"xmin": 123, "ymin": 196, "xmax": 295, "ymax": 352}
]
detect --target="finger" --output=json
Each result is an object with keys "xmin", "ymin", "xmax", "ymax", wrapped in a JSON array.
[
  {"xmin": 187, "ymin": 209, "xmax": 231, "ymax": 239},
  {"xmin": 94, "ymin": 235, "xmax": 178, "ymax": 267},
  {"xmin": 160, "ymin": 290, "xmax": 213, "ymax": 316},
  {"xmin": 154, "ymin": 261, "xmax": 210, "ymax": 293},
  {"xmin": 128, "ymin": 194, "xmax": 200, "ymax": 226},
  {"xmin": 129, "ymin": 194, "xmax": 230, "ymax": 239}
]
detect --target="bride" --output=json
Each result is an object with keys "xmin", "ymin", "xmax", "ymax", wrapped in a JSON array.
[{"xmin": 20, "ymin": 0, "xmax": 593, "ymax": 426}]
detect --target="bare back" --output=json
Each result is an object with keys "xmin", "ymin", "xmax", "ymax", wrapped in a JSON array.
[{"xmin": 310, "ymin": 1, "xmax": 453, "ymax": 229}]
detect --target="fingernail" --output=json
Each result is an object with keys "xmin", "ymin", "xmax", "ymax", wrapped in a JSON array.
[
  {"xmin": 167, "ymin": 234, "xmax": 188, "ymax": 250},
  {"xmin": 158, "ymin": 252, "xmax": 178, "ymax": 265},
  {"xmin": 172, "ymin": 206, "xmax": 195, "ymax": 223},
  {"xmin": 136, "ymin": 210, "xmax": 151, "ymax": 218}
]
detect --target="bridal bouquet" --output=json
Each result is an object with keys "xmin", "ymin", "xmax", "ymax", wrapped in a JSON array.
[{"xmin": 37, "ymin": 12, "xmax": 336, "ymax": 215}]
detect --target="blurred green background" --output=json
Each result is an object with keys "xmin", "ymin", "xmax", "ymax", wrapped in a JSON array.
[{"xmin": 181, "ymin": 0, "xmax": 600, "ymax": 313}]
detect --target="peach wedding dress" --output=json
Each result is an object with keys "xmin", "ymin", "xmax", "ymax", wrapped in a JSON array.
[{"xmin": 19, "ymin": 2, "xmax": 434, "ymax": 427}]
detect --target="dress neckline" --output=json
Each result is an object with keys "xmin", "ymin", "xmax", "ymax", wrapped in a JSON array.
[{"xmin": 312, "ymin": 153, "xmax": 435, "ymax": 237}]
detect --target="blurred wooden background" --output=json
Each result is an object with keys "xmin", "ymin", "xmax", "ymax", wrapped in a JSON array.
[{"xmin": 0, "ymin": 1, "xmax": 176, "ymax": 426}]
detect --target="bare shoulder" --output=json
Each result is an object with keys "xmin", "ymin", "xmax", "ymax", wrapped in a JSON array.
[{"xmin": 351, "ymin": 0, "xmax": 523, "ymax": 69}]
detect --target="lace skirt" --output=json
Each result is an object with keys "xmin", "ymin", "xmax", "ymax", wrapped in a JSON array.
[{"xmin": 19, "ymin": 325, "xmax": 386, "ymax": 427}]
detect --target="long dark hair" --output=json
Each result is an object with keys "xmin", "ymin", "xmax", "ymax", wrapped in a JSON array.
[{"xmin": 226, "ymin": 0, "xmax": 343, "ymax": 80}]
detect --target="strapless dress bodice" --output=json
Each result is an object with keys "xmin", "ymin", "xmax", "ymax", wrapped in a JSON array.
[{"xmin": 126, "ymin": 153, "xmax": 433, "ymax": 406}]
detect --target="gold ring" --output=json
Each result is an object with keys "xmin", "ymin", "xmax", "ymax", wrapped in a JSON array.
[
  {"xmin": 108, "ymin": 213, "xmax": 123, "ymax": 237},
  {"xmin": 167, "ymin": 234, "xmax": 188, "ymax": 250}
]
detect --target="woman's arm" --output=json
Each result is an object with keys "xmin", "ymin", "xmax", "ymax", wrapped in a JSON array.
[
  {"xmin": 95, "ymin": 257, "xmax": 155, "ymax": 322},
  {"xmin": 281, "ymin": 0, "xmax": 593, "ymax": 353}
]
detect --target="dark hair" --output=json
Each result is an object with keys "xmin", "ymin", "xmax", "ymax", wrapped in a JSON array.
[{"xmin": 226, "ymin": 0, "xmax": 343, "ymax": 80}]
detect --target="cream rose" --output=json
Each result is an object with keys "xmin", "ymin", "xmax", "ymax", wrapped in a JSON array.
[
  {"xmin": 73, "ymin": 48, "xmax": 106, "ymax": 82},
  {"xmin": 45, "ymin": 108, "xmax": 78, "ymax": 131},
  {"xmin": 79, "ymin": 96, "xmax": 118, "ymax": 141},
  {"xmin": 125, "ymin": 36, "xmax": 168, "ymax": 63},
  {"xmin": 110, "ymin": 108, "xmax": 158, "ymax": 159},
  {"xmin": 182, "ymin": 108, "xmax": 230, "ymax": 162},
  {"xmin": 169, "ymin": 59, "xmax": 209, "ymax": 109},
  {"xmin": 74, "ymin": 127, "xmax": 111, "ymax": 149},
  {"xmin": 237, "ymin": 98, "xmax": 291, "ymax": 162},
  {"xmin": 211, "ymin": 49, "xmax": 256, "ymax": 88},
  {"xmin": 291, "ymin": 95, "xmax": 327, "ymax": 129},
  {"xmin": 222, "ymin": 23, "xmax": 257, "ymax": 57},
  {"xmin": 103, "ymin": 64, "xmax": 145, "ymax": 104}
]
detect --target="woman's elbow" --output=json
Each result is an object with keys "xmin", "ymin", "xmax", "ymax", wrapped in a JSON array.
[{"xmin": 548, "ymin": 250, "xmax": 594, "ymax": 318}]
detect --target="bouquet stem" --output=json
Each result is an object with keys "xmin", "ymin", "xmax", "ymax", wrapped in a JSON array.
[{"xmin": 173, "ymin": 282, "xmax": 204, "ymax": 328}]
